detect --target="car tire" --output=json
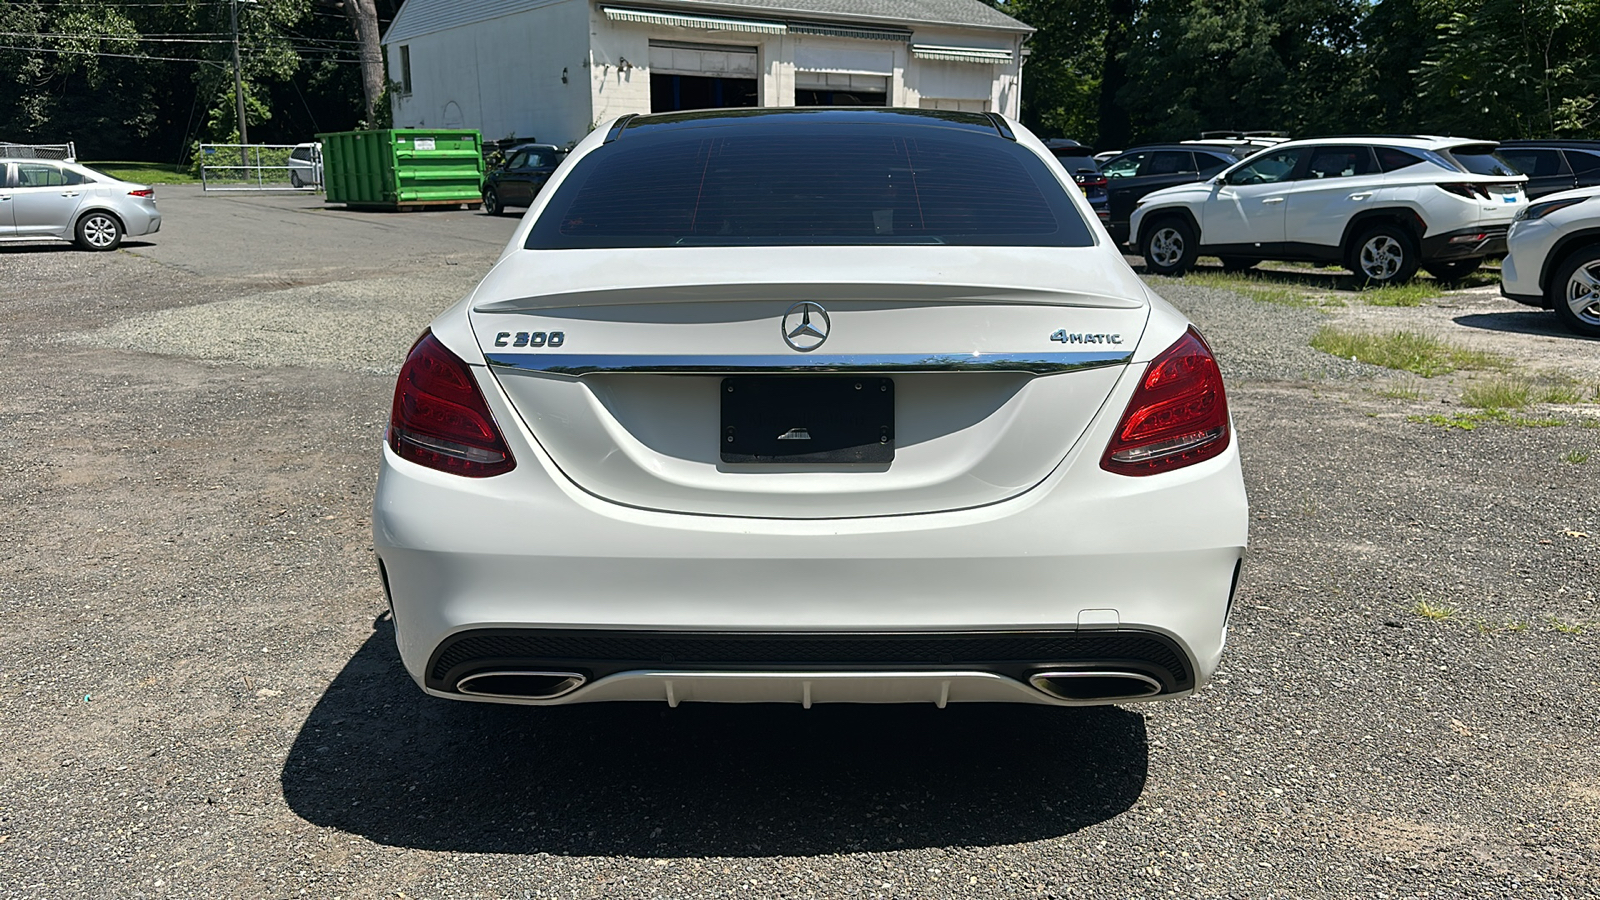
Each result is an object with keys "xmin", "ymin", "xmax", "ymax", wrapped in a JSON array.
[
  {"xmin": 290, "ymin": 172, "xmax": 304, "ymax": 188},
  {"xmin": 1142, "ymin": 218, "xmax": 1199, "ymax": 276},
  {"xmin": 483, "ymin": 188, "xmax": 504, "ymax": 216},
  {"xmin": 1422, "ymin": 259, "xmax": 1480, "ymax": 282},
  {"xmin": 1218, "ymin": 256, "xmax": 1258, "ymax": 273},
  {"xmin": 1549, "ymin": 245, "xmax": 1600, "ymax": 338},
  {"xmin": 74, "ymin": 211, "xmax": 124, "ymax": 252},
  {"xmin": 1348, "ymin": 225, "xmax": 1420, "ymax": 285}
]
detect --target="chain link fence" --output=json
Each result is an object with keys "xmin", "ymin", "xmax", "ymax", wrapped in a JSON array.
[
  {"xmin": 0, "ymin": 141, "xmax": 77, "ymax": 162},
  {"xmin": 199, "ymin": 143, "xmax": 320, "ymax": 192}
]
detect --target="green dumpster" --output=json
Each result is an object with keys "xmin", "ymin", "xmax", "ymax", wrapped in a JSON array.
[{"xmin": 318, "ymin": 128, "xmax": 484, "ymax": 209}]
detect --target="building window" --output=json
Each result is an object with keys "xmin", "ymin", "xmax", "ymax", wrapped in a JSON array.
[{"xmin": 399, "ymin": 45, "xmax": 412, "ymax": 95}]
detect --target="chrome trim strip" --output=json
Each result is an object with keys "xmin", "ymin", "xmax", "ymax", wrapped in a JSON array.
[{"xmin": 484, "ymin": 351, "xmax": 1132, "ymax": 376}]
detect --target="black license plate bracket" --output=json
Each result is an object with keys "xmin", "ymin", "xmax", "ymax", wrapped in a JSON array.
[{"xmin": 720, "ymin": 376, "xmax": 894, "ymax": 464}]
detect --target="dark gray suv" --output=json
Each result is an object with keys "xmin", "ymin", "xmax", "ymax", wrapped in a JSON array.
[
  {"xmin": 1098, "ymin": 143, "xmax": 1263, "ymax": 244},
  {"xmin": 483, "ymin": 144, "xmax": 566, "ymax": 216},
  {"xmin": 1495, "ymin": 141, "xmax": 1600, "ymax": 199}
]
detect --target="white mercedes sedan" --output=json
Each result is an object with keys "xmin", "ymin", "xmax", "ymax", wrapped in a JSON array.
[{"xmin": 372, "ymin": 108, "xmax": 1248, "ymax": 709}]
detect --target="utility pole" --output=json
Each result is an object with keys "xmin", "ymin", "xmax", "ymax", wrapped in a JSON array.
[{"xmin": 230, "ymin": 0, "xmax": 250, "ymax": 167}]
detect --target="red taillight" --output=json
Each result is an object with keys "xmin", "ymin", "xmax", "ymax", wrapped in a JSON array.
[
  {"xmin": 128, "ymin": 188, "xmax": 154, "ymax": 198},
  {"xmin": 388, "ymin": 331, "xmax": 516, "ymax": 477},
  {"xmin": 1101, "ymin": 327, "xmax": 1230, "ymax": 476},
  {"xmin": 1437, "ymin": 183, "xmax": 1489, "ymax": 200}
]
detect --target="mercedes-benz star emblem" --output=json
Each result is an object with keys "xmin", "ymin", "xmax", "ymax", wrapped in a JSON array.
[{"xmin": 781, "ymin": 301, "xmax": 830, "ymax": 352}]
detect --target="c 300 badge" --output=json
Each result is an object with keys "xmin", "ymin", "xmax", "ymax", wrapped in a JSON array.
[{"xmin": 493, "ymin": 330, "xmax": 565, "ymax": 348}]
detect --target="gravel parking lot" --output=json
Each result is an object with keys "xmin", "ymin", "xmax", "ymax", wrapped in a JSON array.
[{"xmin": 2, "ymin": 186, "xmax": 1597, "ymax": 898}]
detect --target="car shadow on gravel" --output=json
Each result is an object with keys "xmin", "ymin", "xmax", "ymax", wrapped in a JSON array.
[
  {"xmin": 281, "ymin": 617, "xmax": 1149, "ymax": 857},
  {"xmin": 0, "ymin": 240, "xmax": 154, "ymax": 254},
  {"xmin": 1454, "ymin": 310, "xmax": 1597, "ymax": 340}
]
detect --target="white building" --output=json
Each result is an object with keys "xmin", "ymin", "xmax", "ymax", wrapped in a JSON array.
[{"xmin": 381, "ymin": 0, "xmax": 1032, "ymax": 147}]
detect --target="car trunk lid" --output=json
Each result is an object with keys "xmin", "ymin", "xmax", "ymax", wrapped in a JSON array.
[{"xmin": 469, "ymin": 246, "xmax": 1150, "ymax": 518}]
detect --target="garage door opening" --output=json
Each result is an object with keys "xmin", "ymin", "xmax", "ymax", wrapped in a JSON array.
[
  {"xmin": 649, "ymin": 40, "xmax": 760, "ymax": 112},
  {"xmin": 651, "ymin": 74, "xmax": 758, "ymax": 112},
  {"xmin": 796, "ymin": 73, "xmax": 888, "ymax": 107}
]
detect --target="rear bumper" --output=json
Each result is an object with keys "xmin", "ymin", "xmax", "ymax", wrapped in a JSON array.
[
  {"xmin": 372, "ymin": 376, "xmax": 1250, "ymax": 706},
  {"xmin": 1421, "ymin": 226, "xmax": 1508, "ymax": 260},
  {"xmin": 422, "ymin": 627, "xmax": 1202, "ymax": 706}
]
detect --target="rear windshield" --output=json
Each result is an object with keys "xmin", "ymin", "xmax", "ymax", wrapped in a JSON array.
[
  {"xmin": 525, "ymin": 124, "xmax": 1092, "ymax": 249},
  {"xmin": 1050, "ymin": 151, "xmax": 1099, "ymax": 175},
  {"xmin": 1447, "ymin": 146, "xmax": 1520, "ymax": 176}
]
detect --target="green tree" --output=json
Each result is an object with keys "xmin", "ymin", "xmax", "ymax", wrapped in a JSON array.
[
  {"xmin": 1417, "ymin": 0, "xmax": 1600, "ymax": 137},
  {"xmin": 1004, "ymin": 0, "xmax": 1107, "ymax": 142}
]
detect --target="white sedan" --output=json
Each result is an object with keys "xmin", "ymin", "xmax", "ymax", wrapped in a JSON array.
[
  {"xmin": 1501, "ymin": 186, "xmax": 1600, "ymax": 337},
  {"xmin": 372, "ymin": 108, "xmax": 1249, "ymax": 708}
]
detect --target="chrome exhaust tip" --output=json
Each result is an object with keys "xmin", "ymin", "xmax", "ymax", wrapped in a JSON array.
[
  {"xmin": 1028, "ymin": 670, "xmax": 1163, "ymax": 702},
  {"xmin": 456, "ymin": 670, "xmax": 587, "ymax": 700}
]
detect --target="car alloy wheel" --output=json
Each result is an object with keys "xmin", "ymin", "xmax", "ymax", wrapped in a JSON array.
[
  {"xmin": 1358, "ymin": 234, "xmax": 1405, "ymax": 281},
  {"xmin": 77, "ymin": 213, "xmax": 122, "ymax": 251},
  {"xmin": 1564, "ymin": 261, "xmax": 1600, "ymax": 330},
  {"xmin": 483, "ymin": 189, "xmax": 502, "ymax": 216},
  {"xmin": 1149, "ymin": 227, "xmax": 1185, "ymax": 268}
]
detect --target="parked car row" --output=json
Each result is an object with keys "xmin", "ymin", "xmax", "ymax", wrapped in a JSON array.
[
  {"xmin": 1131, "ymin": 136, "xmax": 1527, "ymax": 284},
  {"xmin": 1077, "ymin": 132, "xmax": 1597, "ymax": 337}
]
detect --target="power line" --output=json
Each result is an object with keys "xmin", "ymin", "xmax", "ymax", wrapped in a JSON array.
[
  {"xmin": 0, "ymin": 31, "xmax": 233, "ymax": 44},
  {"xmin": 0, "ymin": 41, "xmax": 361, "ymax": 64},
  {"xmin": 0, "ymin": 42, "xmax": 226, "ymax": 65}
]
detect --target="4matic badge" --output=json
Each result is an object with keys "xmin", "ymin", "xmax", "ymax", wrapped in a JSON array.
[{"xmin": 1050, "ymin": 329, "xmax": 1122, "ymax": 345}]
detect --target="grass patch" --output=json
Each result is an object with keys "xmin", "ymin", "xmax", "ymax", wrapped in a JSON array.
[
  {"xmin": 1564, "ymin": 450, "xmax": 1591, "ymax": 464},
  {"xmin": 1453, "ymin": 271, "xmax": 1504, "ymax": 289},
  {"xmin": 1413, "ymin": 599, "xmax": 1457, "ymax": 620},
  {"xmin": 82, "ymin": 161, "xmax": 201, "ymax": 184},
  {"xmin": 1462, "ymin": 378, "xmax": 1531, "ymax": 410},
  {"xmin": 1311, "ymin": 327, "xmax": 1511, "ymax": 377},
  {"xmin": 1360, "ymin": 282, "xmax": 1441, "ymax": 307},
  {"xmin": 1176, "ymin": 270, "xmax": 1316, "ymax": 308},
  {"xmin": 1410, "ymin": 409, "xmax": 1566, "ymax": 430},
  {"xmin": 1549, "ymin": 617, "xmax": 1588, "ymax": 635},
  {"xmin": 1538, "ymin": 383, "xmax": 1588, "ymax": 404},
  {"xmin": 1374, "ymin": 385, "xmax": 1421, "ymax": 400},
  {"xmin": 1411, "ymin": 412, "xmax": 1486, "ymax": 430}
]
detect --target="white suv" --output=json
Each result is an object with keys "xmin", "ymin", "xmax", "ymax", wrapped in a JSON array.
[
  {"xmin": 1131, "ymin": 137, "xmax": 1528, "ymax": 283},
  {"xmin": 1500, "ymin": 186, "xmax": 1600, "ymax": 336}
]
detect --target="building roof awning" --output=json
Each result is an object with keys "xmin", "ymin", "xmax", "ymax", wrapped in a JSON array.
[
  {"xmin": 787, "ymin": 22, "xmax": 910, "ymax": 42},
  {"xmin": 910, "ymin": 44, "xmax": 1014, "ymax": 65},
  {"xmin": 604, "ymin": 6, "xmax": 786, "ymax": 34}
]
